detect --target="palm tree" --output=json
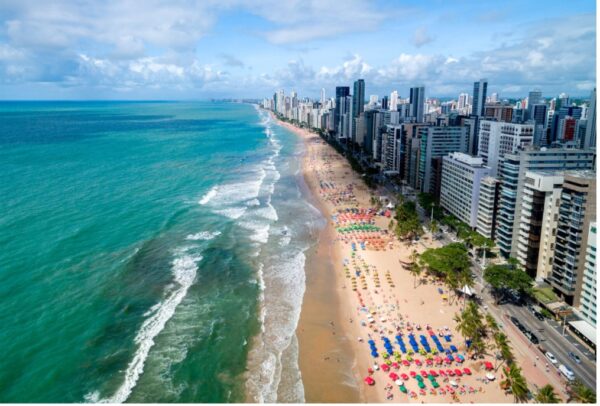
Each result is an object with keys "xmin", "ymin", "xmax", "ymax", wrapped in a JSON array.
[
  {"xmin": 501, "ymin": 364, "xmax": 529, "ymax": 403},
  {"xmin": 567, "ymin": 380, "xmax": 597, "ymax": 403},
  {"xmin": 486, "ymin": 313, "xmax": 499, "ymax": 334},
  {"xmin": 430, "ymin": 219, "xmax": 438, "ymax": 236},
  {"xmin": 535, "ymin": 384, "xmax": 560, "ymax": 403},
  {"xmin": 408, "ymin": 250, "xmax": 421, "ymax": 287},
  {"xmin": 493, "ymin": 332, "xmax": 514, "ymax": 371}
]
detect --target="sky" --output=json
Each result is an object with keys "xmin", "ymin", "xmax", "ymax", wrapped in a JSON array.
[{"xmin": 0, "ymin": 0, "xmax": 596, "ymax": 100}]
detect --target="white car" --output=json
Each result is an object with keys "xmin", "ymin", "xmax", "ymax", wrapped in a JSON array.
[
  {"xmin": 545, "ymin": 352, "xmax": 558, "ymax": 364},
  {"xmin": 558, "ymin": 364, "xmax": 575, "ymax": 381}
]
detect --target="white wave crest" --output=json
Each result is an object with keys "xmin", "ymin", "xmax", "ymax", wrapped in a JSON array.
[
  {"xmin": 185, "ymin": 231, "xmax": 221, "ymax": 241},
  {"xmin": 198, "ymin": 186, "xmax": 218, "ymax": 205},
  {"xmin": 92, "ymin": 253, "xmax": 201, "ymax": 403}
]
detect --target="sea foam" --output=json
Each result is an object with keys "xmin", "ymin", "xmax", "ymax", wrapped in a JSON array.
[{"xmin": 93, "ymin": 252, "xmax": 201, "ymax": 403}]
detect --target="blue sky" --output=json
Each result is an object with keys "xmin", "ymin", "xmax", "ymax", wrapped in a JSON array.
[{"xmin": 0, "ymin": 0, "xmax": 596, "ymax": 99}]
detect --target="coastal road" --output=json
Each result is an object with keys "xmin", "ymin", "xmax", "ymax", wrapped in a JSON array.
[{"xmin": 500, "ymin": 302, "xmax": 597, "ymax": 389}]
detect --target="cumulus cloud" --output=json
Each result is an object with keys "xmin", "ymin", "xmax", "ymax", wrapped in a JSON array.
[{"xmin": 0, "ymin": 1, "xmax": 594, "ymax": 98}]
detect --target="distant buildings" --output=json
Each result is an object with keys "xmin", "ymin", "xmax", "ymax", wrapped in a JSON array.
[
  {"xmin": 440, "ymin": 153, "xmax": 491, "ymax": 227},
  {"xmin": 263, "ymin": 82, "xmax": 597, "ymax": 334}
]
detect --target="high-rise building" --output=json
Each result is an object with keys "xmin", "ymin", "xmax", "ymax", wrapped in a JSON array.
[
  {"xmin": 515, "ymin": 171, "xmax": 564, "ymax": 278},
  {"xmin": 578, "ymin": 221, "xmax": 597, "ymax": 326},
  {"xmin": 477, "ymin": 120, "xmax": 534, "ymax": 176},
  {"xmin": 334, "ymin": 86, "xmax": 350, "ymax": 133},
  {"xmin": 476, "ymin": 177, "xmax": 501, "ymax": 239},
  {"xmin": 440, "ymin": 153, "xmax": 491, "ymax": 227},
  {"xmin": 417, "ymin": 126, "xmax": 468, "ymax": 196},
  {"xmin": 320, "ymin": 88, "xmax": 326, "ymax": 105},
  {"xmin": 472, "ymin": 79, "xmax": 488, "ymax": 117},
  {"xmin": 531, "ymin": 104, "xmax": 548, "ymax": 146},
  {"xmin": 484, "ymin": 103, "xmax": 513, "ymax": 122},
  {"xmin": 551, "ymin": 171, "xmax": 596, "ymax": 306},
  {"xmin": 353, "ymin": 79, "xmax": 365, "ymax": 118},
  {"xmin": 382, "ymin": 125, "xmax": 403, "ymax": 173},
  {"xmin": 458, "ymin": 93, "xmax": 469, "ymax": 112},
  {"xmin": 527, "ymin": 90, "xmax": 543, "ymax": 119},
  {"xmin": 409, "ymin": 86, "xmax": 425, "ymax": 122},
  {"xmin": 582, "ymin": 88, "xmax": 596, "ymax": 149},
  {"xmin": 495, "ymin": 147, "xmax": 596, "ymax": 258},
  {"xmin": 381, "ymin": 96, "xmax": 389, "ymax": 110},
  {"xmin": 389, "ymin": 91, "xmax": 399, "ymax": 111},
  {"xmin": 551, "ymin": 106, "xmax": 582, "ymax": 143}
]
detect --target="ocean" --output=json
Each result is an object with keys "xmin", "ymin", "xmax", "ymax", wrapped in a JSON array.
[{"xmin": 0, "ymin": 101, "xmax": 325, "ymax": 402}]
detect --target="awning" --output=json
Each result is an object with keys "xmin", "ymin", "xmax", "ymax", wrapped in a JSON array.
[
  {"xmin": 568, "ymin": 320, "xmax": 597, "ymax": 345},
  {"xmin": 460, "ymin": 285, "xmax": 474, "ymax": 296}
]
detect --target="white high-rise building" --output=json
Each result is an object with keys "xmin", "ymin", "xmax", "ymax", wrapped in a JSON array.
[
  {"xmin": 477, "ymin": 120, "xmax": 534, "ymax": 176},
  {"xmin": 458, "ymin": 93, "xmax": 469, "ymax": 111},
  {"xmin": 476, "ymin": 177, "xmax": 500, "ymax": 239},
  {"xmin": 320, "ymin": 88, "xmax": 326, "ymax": 105},
  {"xmin": 440, "ymin": 153, "xmax": 491, "ymax": 227},
  {"xmin": 578, "ymin": 222, "xmax": 597, "ymax": 326},
  {"xmin": 390, "ymin": 90, "xmax": 399, "ymax": 111}
]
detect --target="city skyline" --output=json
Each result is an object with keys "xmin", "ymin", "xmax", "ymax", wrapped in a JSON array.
[{"xmin": 0, "ymin": 0, "xmax": 596, "ymax": 99}]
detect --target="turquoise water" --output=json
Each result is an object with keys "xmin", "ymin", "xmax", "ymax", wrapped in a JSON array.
[{"xmin": 0, "ymin": 102, "xmax": 323, "ymax": 402}]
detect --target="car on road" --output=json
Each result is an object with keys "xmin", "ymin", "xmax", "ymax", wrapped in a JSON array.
[
  {"xmin": 526, "ymin": 332, "xmax": 539, "ymax": 345},
  {"xmin": 568, "ymin": 352, "xmax": 581, "ymax": 364},
  {"xmin": 533, "ymin": 310, "xmax": 545, "ymax": 321},
  {"xmin": 558, "ymin": 364, "xmax": 575, "ymax": 381},
  {"xmin": 510, "ymin": 316, "xmax": 522, "ymax": 328},
  {"xmin": 545, "ymin": 352, "xmax": 558, "ymax": 365}
]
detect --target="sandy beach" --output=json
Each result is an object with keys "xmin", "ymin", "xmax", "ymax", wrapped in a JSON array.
[{"xmin": 271, "ymin": 112, "xmax": 563, "ymax": 403}]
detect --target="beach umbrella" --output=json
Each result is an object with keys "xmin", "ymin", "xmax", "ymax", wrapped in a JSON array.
[
  {"xmin": 462, "ymin": 367, "xmax": 472, "ymax": 375},
  {"xmin": 454, "ymin": 369, "xmax": 462, "ymax": 377},
  {"xmin": 364, "ymin": 376, "xmax": 375, "ymax": 386}
]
